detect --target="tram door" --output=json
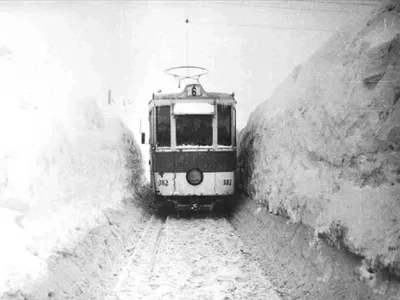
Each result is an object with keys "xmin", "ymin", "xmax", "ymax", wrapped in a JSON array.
[
  {"xmin": 150, "ymin": 105, "xmax": 173, "ymax": 191},
  {"xmin": 149, "ymin": 107, "xmax": 157, "ymax": 190}
]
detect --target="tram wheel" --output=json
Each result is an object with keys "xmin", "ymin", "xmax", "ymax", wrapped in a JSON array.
[
  {"xmin": 214, "ymin": 200, "xmax": 234, "ymax": 216},
  {"xmin": 178, "ymin": 207, "xmax": 196, "ymax": 218}
]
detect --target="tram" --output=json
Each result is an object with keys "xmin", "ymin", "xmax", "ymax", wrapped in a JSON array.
[{"xmin": 144, "ymin": 66, "xmax": 237, "ymax": 211}]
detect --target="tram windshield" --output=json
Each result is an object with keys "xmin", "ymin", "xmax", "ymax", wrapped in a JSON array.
[
  {"xmin": 218, "ymin": 105, "xmax": 232, "ymax": 146},
  {"xmin": 156, "ymin": 106, "xmax": 171, "ymax": 147},
  {"xmin": 176, "ymin": 115, "xmax": 213, "ymax": 146}
]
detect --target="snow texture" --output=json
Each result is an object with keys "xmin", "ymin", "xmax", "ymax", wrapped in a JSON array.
[
  {"xmin": 232, "ymin": 198, "xmax": 400, "ymax": 300},
  {"xmin": 0, "ymin": 97, "xmax": 144, "ymax": 295},
  {"xmin": 1, "ymin": 200, "xmax": 151, "ymax": 300},
  {"xmin": 116, "ymin": 216, "xmax": 280, "ymax": 300},
  {"xmin": 238, "ymin": 0, "xmax": 400, "ymax": 277}
]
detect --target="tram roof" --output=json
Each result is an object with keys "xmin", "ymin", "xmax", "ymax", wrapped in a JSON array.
[{"xmin": 150, "ymin": 84, "xmax": 236, "ymax": 102}]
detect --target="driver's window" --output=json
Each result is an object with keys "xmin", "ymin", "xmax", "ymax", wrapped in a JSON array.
[{"xmin": 156, "ymin": 106, "xmax": 171, "ymax": 147}]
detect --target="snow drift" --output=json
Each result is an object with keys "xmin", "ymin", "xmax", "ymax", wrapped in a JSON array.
[
  {"xmin": 0, "ymin": 10, "xmax": 146, "ymax": 294},
  {"xmin": 239, "ymin": 0, "xmax": 400, "ymax": 277},
  {"xmin": 0, "ymin": 98, "xmax": 144, "ymax": 293}
]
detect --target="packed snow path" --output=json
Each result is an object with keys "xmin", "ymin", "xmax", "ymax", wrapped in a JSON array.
[{"xmin": 114, "ymin": 214, "xmax": 280, "ymax": 300}]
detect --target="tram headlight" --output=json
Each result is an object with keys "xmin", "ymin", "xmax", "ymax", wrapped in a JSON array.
[{"xmin": 186, "ymin": 168, "xmax": 203, "ymax": 186}]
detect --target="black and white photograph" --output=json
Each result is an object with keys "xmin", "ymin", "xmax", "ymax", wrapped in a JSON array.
[{"xmin": 0, "ymin": 0, "xmax": 399, "ymax": 299}]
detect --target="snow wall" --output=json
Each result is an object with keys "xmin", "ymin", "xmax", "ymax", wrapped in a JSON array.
[
  {"xmin": 0, "ymin": 86, "xmax": 144, "ymax": 293},
  {"xmin": 238, "ymin": 0, "xmax": 400, "ymax": 277}
]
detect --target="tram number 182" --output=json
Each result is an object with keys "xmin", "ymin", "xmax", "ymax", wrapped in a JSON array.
[{"xmin": 223, "ymin": 179, "xmax": 232, "ymax": 186}]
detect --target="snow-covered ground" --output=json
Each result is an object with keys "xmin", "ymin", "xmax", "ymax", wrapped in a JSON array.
[
  {"xmin": 232, "ymin": 197, "xmax": 400, "ymax": 300},
  {"xmin": 0, "ymin": 200, "xmax": 152, "ymax": 300},
  {"xmin": 115, "ymin": 216, "xmax": 280, "ymax": 300}
]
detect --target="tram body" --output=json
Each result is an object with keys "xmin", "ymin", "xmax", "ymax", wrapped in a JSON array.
[{"xmin": 148, "ymin": 83, "xmax": 237, "ymax": 210}]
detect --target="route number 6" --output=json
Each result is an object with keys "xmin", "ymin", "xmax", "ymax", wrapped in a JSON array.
[{"xmin": 188, "ymin": 85, "xmax": 201, "ymax": 97}]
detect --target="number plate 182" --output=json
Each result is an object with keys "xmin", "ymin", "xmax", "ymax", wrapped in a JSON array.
[{"xmin": 223, "ymin": 179, "xmax": 232, "ymax": 186}]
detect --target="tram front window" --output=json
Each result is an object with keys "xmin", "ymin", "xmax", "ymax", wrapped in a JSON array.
[
  {"xmin": 176, "ymin": 115, "xmax": 213, "ymax": 146},
  {"xmin": 218, "ymin": 105, "xmax": 232, "ymax": 146},
  {"xmin": 156, "ymin": 106, "xmax": 171, "ymax": 147}
]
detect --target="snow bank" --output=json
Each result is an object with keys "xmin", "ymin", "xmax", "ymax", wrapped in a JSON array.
[
  {"xmin": 232, "ymin": 199, "xmax": 400, "ymax": 299},
  {"xmin": 0, "ymin": 8, "xmax": 147, "ymax": 296},
  {"xmin": 0, "ymin": 95, "xmax": 144, "ymax": 294},
  {"xmin": 0, "ymin": 9, "xmax": 147, "ymax": 294},
  {"xmin": 239, "ymin": 0, "xmax": 400, "ymax": 277}
]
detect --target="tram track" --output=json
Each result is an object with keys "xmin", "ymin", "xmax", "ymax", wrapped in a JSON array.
[
  {"xmin": 114, "ymin": 214, "xmax": 166, "ymax": 300},
  {"xmin": 112, "ymin": 213, "xmax": 280, "ymax": 300}
]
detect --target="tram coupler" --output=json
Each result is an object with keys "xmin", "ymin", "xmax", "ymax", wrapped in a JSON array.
[
  {"xmin": 167, "ymin": 196, "xmax": 216, "ymax": 212},
  {"xmin": 189, "ymin": 196, "xmax": 200, "ymax": 211}
]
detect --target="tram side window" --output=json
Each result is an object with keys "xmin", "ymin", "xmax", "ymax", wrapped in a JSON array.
[
  {"xmin": 233, "ymin": 107, "xmax": 237, "ymax": 146},
  {"xmin": 218, "ymin": 105, "xmax": 232, "ymax": 146},
  {"xmin": 149, "ymin": 108, "xmax": 154, "ymax": 145},
  {"xmin": 156, "ymin": 106, "xmax": 171, "ymax": 147}
]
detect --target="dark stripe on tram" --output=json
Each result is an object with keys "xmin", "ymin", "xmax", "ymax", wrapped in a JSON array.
[{"xmin": 152, "ymin": 151, "xmax": 236, "ymax": 173}]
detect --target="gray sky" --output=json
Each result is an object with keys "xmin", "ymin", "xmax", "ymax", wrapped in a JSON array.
[{"xmin": 0, "ymin": 1, "xmax": 380, "ymax": 132}]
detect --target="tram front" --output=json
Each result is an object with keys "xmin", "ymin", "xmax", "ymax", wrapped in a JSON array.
[{"xmin": 148, "ymin": 83, "xmax": 237, "ymax": 211}]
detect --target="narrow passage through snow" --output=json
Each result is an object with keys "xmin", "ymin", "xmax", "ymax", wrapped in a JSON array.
[{"xmin": 115, "ymin": 215, "xmax": 280, "ymax": 300}]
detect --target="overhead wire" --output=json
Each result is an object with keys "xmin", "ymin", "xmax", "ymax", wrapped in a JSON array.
[
  {"xmin": 222, "ymin": 0, "xmax": 380, "ymax": 6},
  {"xmin": 185, "ymin": 1, "xmax": 190, "ymax": 76},
  {"xmin": 198, "ymin": 0, "xmax": 380, "ymax": 33},
  {"xmin": 191, "ymin": 20, "xmax": 339, "ymax": 33},
  {"xmin": 213, "ymin": 0, "xmax": 379, "ymax": 12},
  {"xmin": 300, "ymin": 0, "xmax": 380, "ymax": 6},
  {"xmin": 186, "ymin": 19, "xmax": 189, "ymax": 67},
  {"xmin": 212, "ymin": 1, "xmax": 370, "ymax": 13}
]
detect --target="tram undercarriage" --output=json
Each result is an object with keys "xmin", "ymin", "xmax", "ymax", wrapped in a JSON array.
[{"xmin": 155, "ymin": 195, "xmax": 234, "ymax": 213}]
